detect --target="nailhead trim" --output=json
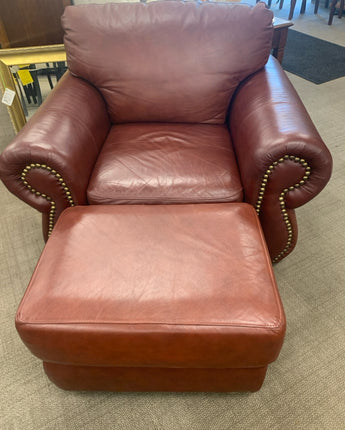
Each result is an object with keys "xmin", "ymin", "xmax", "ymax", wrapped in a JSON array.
[
  {"xmin": 20, "ymin": 157, "xmax": 311, "ymax": 253},
  {"xmin": 255, "ymin": 155, "xmax": 311, "ymax": 263},
  {"xmin": 21, "ymin": 163, "xmax": 75, "ymax": 236}
]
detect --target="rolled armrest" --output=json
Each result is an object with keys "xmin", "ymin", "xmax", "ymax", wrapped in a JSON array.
[
  {"xmin": 0, "ymin": 71, "xmax": 111, "ymax": 239},
  {"xmin": 229, "ymin": 56, "xmax": 332, "ymax": 261}
]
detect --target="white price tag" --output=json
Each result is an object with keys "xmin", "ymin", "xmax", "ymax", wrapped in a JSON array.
[{"xmin": 2, "ymin": 88, "xmax": 16, "ymax": 106}]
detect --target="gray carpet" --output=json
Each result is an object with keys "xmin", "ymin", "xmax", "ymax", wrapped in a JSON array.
[
  {"xmin": 282, "ymin": 30, "xmax": 345, "ymax": 84},
  {"xmin": 1, "ymin": 76, "xmax": 345, "ymax": 429}
]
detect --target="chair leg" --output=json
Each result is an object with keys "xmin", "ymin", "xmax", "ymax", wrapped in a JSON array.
[
  {"xmin": 314, "ymin": 0, "xmax": 320, "ymax": 13},
  {"xmin": 300, "ymin": 0, "xmax": 307, "ymax": 14},
  {"xmin": 31, "ymin": 72, "xmax": 42, "ymax": 106},
  {"xmin": 339, "ymin": 0, "xmax": 345, "ymax": 18},
  {"xmin": 279, "ymin": 0, "xmax": 284, "ymax": 10},
  {"xmin": 289, "ymin": 0, "xmax": 297, "ymax": 19},
  {"xmin": 27, "ymin": 83, "xmax": 37, "ymax": 104},
  {"xmin": 328, "ymin": 0, "xmax": 338, "ymax": 24}
]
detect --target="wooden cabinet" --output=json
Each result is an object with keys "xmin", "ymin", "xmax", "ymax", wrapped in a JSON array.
[{"xmin": 0, "ymin": 0, "xmax": 72, "ymax": 48}]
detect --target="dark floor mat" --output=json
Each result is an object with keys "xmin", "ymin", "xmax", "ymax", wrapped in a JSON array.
[{"xmin": 282, "ymin": 29, "xmax": 345, "ymax": 84}]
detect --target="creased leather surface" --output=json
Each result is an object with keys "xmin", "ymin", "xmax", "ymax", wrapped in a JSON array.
[
  {"xmin": 16, "ymin": 204, "xmax": 285, "ymax": 369},
  {"xmin": 230, "ymin": 56, "xmax": 332, "ymax": 257},
  {"xmin": 0, "ymin": 2, "xmax": 332, "ymax": 263},
  {"xmin": 62, "ymin": 1, "xmax": 273, "ymax": 124},
  {"xmin": 87, "ymin": 123, "xmax": 243, "ymax": 204}
]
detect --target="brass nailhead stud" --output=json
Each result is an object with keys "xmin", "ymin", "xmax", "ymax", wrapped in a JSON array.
[
  {"xmin": 21, "ymin": 163, "xmax": 76, "ymax": 236},
  {"xmin": 256, "ymin": 155, "xmax": 312, "ymax": 262}
]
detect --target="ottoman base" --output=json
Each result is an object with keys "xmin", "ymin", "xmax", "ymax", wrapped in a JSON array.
[{"xmin": 43, "ymin": 362, "xmax": 268, "ymax": 392}]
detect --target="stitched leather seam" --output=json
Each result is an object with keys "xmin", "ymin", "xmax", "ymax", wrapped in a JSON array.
[
  {"xmin": 21, "ymin": 163, "xmax": 75, "ymax": 236},
  {"xmin": 16, "ymin": 319, "xmax": 285, "ymax": 329},
  {"xmin": 88, "ymin": 194, "xmax": 243, "ymax": 204},
  {"xmin": 255, "ymin": 155, "xmax": 311, "ymax": 263}
]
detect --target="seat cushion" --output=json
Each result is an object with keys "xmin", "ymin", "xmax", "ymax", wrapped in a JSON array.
[
  {"xmin": 62, "ymin": 1, "xmax": 273, "ymax": 124},
  {"xmin": 16, "ymin": 204, "xmax": 285, "ymax": 369},
  {"xmin": 87, "ymin": 123, "xmax": 243, "ymax": 205}
]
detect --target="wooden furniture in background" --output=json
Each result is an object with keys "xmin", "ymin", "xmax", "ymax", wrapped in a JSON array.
[
  {"xmin": 272, "ymin": 18, "xmax": 293, "ymax": 64},
  {"xmin": 0, "ymin": 0, "xmax": 72, "ymax": 48},
  {"xmin": 0, "ymin": 45, "xmax": 67, "ymax": 132},
  {"xmin": 328, "ymin": 0, "xmax": 345, "ymax": 24},
  {"xmin": 279, "ymin": 0, "xmax": 307, "ymax": 20}
]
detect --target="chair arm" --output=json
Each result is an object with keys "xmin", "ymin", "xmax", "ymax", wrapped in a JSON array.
[
  {"xmin": 229, "ymin": 56, "xmax": 332, "ymax": 262},
  {"xmin": 0, "ymin": 71, "xmax": 111, "ymax": 239}
]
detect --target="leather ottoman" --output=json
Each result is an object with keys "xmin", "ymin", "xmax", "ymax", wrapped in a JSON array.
[{"xmin": 16, "ymin": 203, "xmax": 286, "ymax": 392}]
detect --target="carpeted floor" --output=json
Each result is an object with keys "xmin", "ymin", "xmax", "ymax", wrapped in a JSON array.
[
  {"xmin": 282, "ymin": 30, "xmax": 345, "ymax": 84},
  {"xmin": 1, "ymin": 5, "xmax": 345, "ymax": 429}
]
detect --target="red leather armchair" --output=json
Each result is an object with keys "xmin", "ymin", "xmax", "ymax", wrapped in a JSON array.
[{"xmin": 0, "ymin": 1, "xmax": 332, "ymax": 262}]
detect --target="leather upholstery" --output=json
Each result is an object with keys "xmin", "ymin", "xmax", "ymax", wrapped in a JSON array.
[
  {"xmin": 16, "ymin": 203, "xmax": 285, "ymax": 391},
  {"xmin": 230, "ymin": 56, "xmax": 333, "ymax": 258},
  {"xmin": 43, "ymin": 363, "xmax": 268, "ymax": 392},
  {"xmin": 62, "ymin": 1, "xmax": 273, "ymax": 124},
  {"xmin": 88, "ymin": 123, "xmax": 243, "ymax": 205},
  {"xmin": 0, "ymin": 1, "xmax": 332, "ymax": 261},
  {"xmin": 0, "ymin": 72, "xmax": 110, "ymax": 239}
]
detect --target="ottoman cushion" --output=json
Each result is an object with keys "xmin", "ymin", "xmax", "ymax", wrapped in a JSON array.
[{"xmin": 16, "ymin": 203, "xmax": 286, "ymax": 391}]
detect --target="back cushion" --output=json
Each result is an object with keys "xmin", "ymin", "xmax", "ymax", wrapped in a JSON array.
[{"xmin": 62, "ymin": 1, "xmax": 273, "ymax": 124}]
